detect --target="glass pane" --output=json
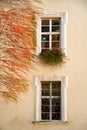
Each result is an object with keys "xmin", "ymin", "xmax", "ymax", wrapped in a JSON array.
[
  {"xmin": 42, "ymin": 82, "xmax": 50, "ymax": 89},
  {"xmin": 42, "ymin": 105, "xmax": 50, "ymax": 112},
  {"xmin": 42, "ymin": 20, "xmax": 49, "ymax": 25},
  {"xmin": 52, "ymin": 26, "xmax": 60, "ymax": 32},
  {"xmin": 41, "ymin": 35, "xmax": 49, "ymax": 42},
  {"xmin": 52, "ymin": 42, "xmax": 60, "ymax": 48},
  {"xmin": 41, "ymin": 42, "xmax": 49, "ymax": 48},
  {"xmin": 41, "ymin": 26, "xmax": 49, "ymax": 32},
  {"xmin": 52, "ymin": 106, "xmax": 61, "ymax": 112},
  {"xmin": 52, "ymin": 81, "xmax": 61, "ymax": 89},
  {"xmin": 41, "ymin": 113, "xmax": 50, "ymax": 120},
  {"xmin": 52, "ymin": 113, "xmax": 61, "ymax": 120},
  {"xmin": 52, "ymin": 98, "xmax": 61, "ymax": 106},
  {"xmin": 52, "ymin": 34, "xmax": 60, "ymax": 42},
  {"xmin": 52, "ymin": 90, "xmax": 61, "ymax": 96},
  {"xmin": 42, "ymin": 90, "xmax": 50, "ymax": 96},
  {"xmin": 52, "ymin": 19, "xmax": 61, "ymax": 25},
  {"xmin": 42, "ymin": 98, "xmax": 50, "ymax": 105}
]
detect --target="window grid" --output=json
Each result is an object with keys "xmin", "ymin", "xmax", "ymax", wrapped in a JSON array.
[
  {"xmin": 41, "ymin": 18, "xmax": 61, "ymax": 51},
  {"xmin": 41, "ymin": 81, "xmax": 61, "ymax": 121}
]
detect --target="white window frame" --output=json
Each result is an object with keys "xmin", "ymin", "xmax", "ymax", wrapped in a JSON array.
[
  {"xmin": 34, "ymin": 76, "xmax": 68, "ymax": 122},
  {"xmin": 36, "ymin": 12, "xmax": 68, "ymax": 55}
]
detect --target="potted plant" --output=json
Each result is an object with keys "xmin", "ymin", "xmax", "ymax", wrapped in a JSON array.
[{"xmin": 39, "ymin": 48, "xmax": 64, "ymax": 65}]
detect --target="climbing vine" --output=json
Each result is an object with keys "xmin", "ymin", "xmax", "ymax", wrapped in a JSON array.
[{"xmin": 0, "ymin": 0, "xmax": 41, "ymax": 101}]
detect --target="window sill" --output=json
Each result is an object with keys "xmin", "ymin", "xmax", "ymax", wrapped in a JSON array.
[{"xmin": 32, "ymin": 120, "xmax": 68, "ymax": 125}]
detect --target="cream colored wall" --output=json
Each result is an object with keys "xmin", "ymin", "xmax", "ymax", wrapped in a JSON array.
[{"xmin": 0, "ymin": 0, "xmax": 87, "ymax": 130}]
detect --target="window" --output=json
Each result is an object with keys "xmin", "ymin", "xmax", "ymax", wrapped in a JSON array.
[
  {"xmin": 34, "ymin": 76, "xmax": 67, "ymax": 122},
  {"xmin": 41, "ymin": 81, "xmax": 61, "ymax": 120},
  {"xmin": 41, "ymin": 18, "xmax": 61, "ymax": 51},
  {"xmin": 37, "ymin": 12, "xmax": 68, "ymax": 54}
]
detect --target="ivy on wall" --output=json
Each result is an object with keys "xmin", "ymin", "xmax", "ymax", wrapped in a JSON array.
[{"xmin": 0, "ymin": 0, "xmax": 41, "ymax": 101}]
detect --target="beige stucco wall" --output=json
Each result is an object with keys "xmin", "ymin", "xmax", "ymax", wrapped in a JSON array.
[{"xmin": 0, "ymin": 0, "xmax": 87, "ymax": 130}]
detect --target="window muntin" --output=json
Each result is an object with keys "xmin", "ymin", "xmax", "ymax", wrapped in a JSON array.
[
  {"xmin": 41, "ymin": 18, "xmax": 61, "ymax": 51},
  {"xmin": 41, "ymin": 81, "xmax": 61, "ymax": 121}
]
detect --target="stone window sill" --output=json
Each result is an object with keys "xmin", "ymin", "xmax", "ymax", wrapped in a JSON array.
[{"xmin": 32, "ymin": 120, "xmax": 68, "ymax": 125}]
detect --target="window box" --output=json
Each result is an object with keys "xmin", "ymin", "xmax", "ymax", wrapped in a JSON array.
[{"xmin": 39, "ymin": 48, "xmax": 64, "ymax": 65}]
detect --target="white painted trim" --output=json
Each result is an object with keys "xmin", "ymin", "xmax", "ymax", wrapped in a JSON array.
[{"xmin": 61, "ymin": 76, "xmax": 67, "ymax": 121}]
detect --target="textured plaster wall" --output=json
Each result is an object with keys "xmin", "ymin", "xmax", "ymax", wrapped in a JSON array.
[{"xmin": 0, "ymin": 0, "xmax": 87, "ymax": 130}]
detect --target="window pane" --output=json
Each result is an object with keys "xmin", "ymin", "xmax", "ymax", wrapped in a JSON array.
[
  {"xmin": 42, "ymin": 98, "xmax": 50, "ymax": 105},
  {"xmin": 42, "ymin": 105, "xmax": 50, "ymax": 112},
  {"xmin": 41, "ymin": 42, "xmax": 49, "ymax": 48},
  {"xmin": 52, "ymin": 113, "xmax": 61, "ymax": 120},
  {"xmin": 52, "ymin": 98, "xmax": 61, "ymax": 105},
  {"xmin": 41, "ymin": 113, "xmax": 50, "ymax": 120},
  {"xmin": 42, "ymin": 82, "xmax": 50, "ymax": 89},
  {"xmin": 41, "ymin": 26, "xmax": 49, "ymax": 32},
  {"xmin": 52, "ymin": 42, "xmax": 60, "ymax": 48},
  {"xmin": 52, "ymin": 81, "xmax": 61, "ymax": 89},
  {"xmin": 42, "ymin": 89, "xmax": 50, "ymax": 96},
  {"xmin": 52, "ymin": 26, "xmax": 60, "ymax": 32},
  {"xmin": 52, "ymin": 34, "xmax": 60, "ymax": 42},
  {"xmin": 52, "ymin": 106, "xmax": 61, "ymax": 112},
  {"xmin": 42, "ymin": 35, "xmax": 49, "ymax": 41},
  {"xmin": 42, "ymin": 20, "xmax": 49, "ymax": 25},
  {"xmin": 52, "ymin": 90, "xmax": 61, "ymax": 96},
  {"xmin": 52, "ymin": 19, "xmax": 61, "ymax": 25}
]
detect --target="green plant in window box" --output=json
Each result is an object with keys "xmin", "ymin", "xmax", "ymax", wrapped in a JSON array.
[{"xmin": 39, "ymin": 48, "xmax": 64, "ymax": 65}]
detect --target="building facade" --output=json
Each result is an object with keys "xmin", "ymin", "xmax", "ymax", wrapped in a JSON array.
[{"xmin": 0, "ymin": 0, "xmax": 87, "ymax": 130}]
